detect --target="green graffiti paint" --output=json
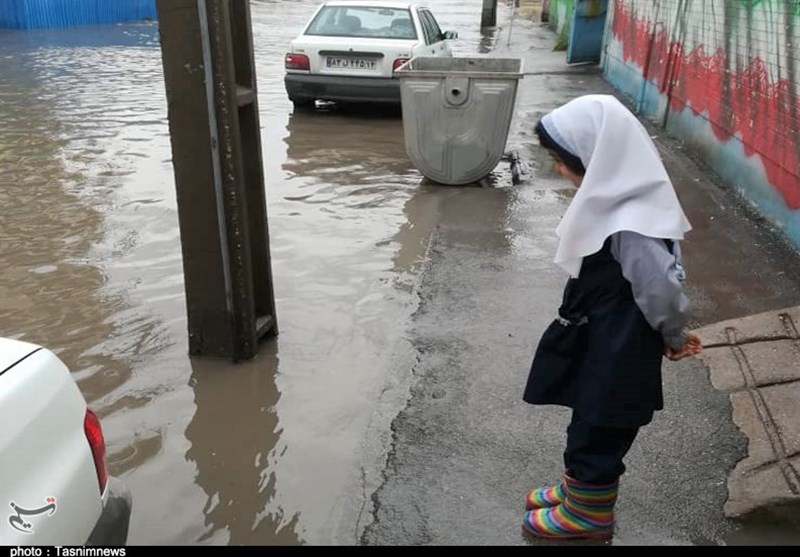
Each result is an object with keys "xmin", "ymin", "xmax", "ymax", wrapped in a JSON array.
[
  {"xmin": 548, "ymin": 0, "xmax": 575, "ymax": 50},
  {"xmin": 736, "ymin": 0, "xmax": 799, "ymax": 16}
]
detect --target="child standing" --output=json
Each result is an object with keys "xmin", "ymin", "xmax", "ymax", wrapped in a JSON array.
[{"xmin": 521, "ymin": 95, "xmax": 702, "ymax": 540}]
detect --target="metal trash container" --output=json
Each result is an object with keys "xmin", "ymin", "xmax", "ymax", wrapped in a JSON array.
[{"xmin": 396, "ymin": 56, "xmax": 524, "ymax": 185}]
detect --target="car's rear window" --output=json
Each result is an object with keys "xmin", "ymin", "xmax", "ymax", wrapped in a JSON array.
[{"xmin": 305, "ymin": 6, "xmax": 417, "ymax": 40}]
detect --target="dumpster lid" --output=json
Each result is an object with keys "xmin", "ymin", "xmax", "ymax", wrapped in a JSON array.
[{"xmin": 396, "ymin": 56, "xmax": 524, "ymax": 79}]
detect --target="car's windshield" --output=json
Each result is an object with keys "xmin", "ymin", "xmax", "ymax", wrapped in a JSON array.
[{"xmin": 305, "ymin": 6, "xmax": 417, "ymax": 39}]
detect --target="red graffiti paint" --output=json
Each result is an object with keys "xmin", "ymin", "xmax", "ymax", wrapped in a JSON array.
[{"xmin": 610, "ymin": 0, "xmax": 800, "ymax": 209}]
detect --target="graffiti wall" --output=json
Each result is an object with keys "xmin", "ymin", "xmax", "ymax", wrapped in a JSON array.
[
  {"xmin": 602, "ymin": 0, "xmax": 800, "ymax": 249},
  {"xmin": 548, "ymin": 0, "xmax": 575, "ymax": 49}
]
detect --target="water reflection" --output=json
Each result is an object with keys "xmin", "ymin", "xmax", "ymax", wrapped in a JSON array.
[
  {"xmin": 280, "ymin": 103, "xmax": 441, "ymax": 293},
  {"xmin": 478, "ymin": 25, "xmax": 497, "ymax": 53},
  {"xmin": 0, "ymin": 21, "xmax": 157, "ymax": 49},
  {"xmin": 390, "ymin": 186, "xmax": 440, "ymax": 279},
  {"xmin": 283, "ymin": 106, "xmax": 411, "ymax": 188},
  {"xmin": 184, "ymin": 350, "xmax": 302, "ymax": 545}
]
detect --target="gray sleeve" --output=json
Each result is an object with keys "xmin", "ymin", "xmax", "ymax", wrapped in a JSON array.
[{"xmin": 610, "ymin": 231, "xmax": 690, "ymax": 350}]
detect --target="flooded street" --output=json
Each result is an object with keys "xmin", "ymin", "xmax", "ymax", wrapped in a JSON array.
[
  {"xmin": 3, "ymin": 0, "xmax": 800, "ymax": 546},
  {"xmin": 0, "ymin": 0, "xmax": 512, "ymax": 545}
]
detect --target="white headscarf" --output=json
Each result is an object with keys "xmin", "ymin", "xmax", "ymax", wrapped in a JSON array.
[{"xmin": 540, "ymin": 94, "xmax": 692, "ymax": 277}]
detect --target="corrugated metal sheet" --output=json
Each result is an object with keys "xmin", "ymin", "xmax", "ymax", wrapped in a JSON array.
[{"xmin": 0, "ymin": 0, "xmax": 157, "ymax": 29}]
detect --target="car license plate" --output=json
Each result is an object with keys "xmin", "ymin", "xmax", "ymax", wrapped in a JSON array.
[{"xmin": 326, "ymin": 57, "xmax": 377, "ymax": 70}]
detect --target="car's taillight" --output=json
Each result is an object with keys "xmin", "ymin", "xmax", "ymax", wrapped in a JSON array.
[
  {"xmin": 84, "ymin": 408, "xmax": 108, "ymax": 494},
  {"xmin": 285, "ymin": 53, "xmax": 310, "ymax": 71},
  {"xmin": 393, "ymin": 58, "xmax": 410, "ymax": 72}
]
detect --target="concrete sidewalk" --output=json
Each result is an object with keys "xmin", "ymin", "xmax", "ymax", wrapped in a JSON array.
[
  {"xmin": 694, "ymin": 307, "xmax": 800, "ymax": 519},
  {"xmin": 358, "ymin": 8, "xmax": 800, "ymax": 547}
]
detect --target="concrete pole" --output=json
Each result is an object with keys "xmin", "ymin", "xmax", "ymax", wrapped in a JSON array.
[{"xmin": 481, "ymin": 0, "xmax": 498, "ymax": 27}]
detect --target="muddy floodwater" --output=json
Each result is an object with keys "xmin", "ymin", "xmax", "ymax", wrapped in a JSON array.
[{"xmin": 3, "ymin": 0, "xmax": 800, "ymax": 547}]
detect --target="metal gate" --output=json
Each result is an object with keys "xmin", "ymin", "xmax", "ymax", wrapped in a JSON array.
[{"xmin": 566, "ymin": 0, "xmax": 609, "ymax": 64}]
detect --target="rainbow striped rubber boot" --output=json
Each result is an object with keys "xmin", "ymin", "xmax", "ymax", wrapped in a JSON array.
[
  {"xmin": 522, "ymin": 474, "xmax": 618, "ymax": 540},
  {"xmin": 524, "ymin": 480, "xmax": 566, "ymax": 510}
]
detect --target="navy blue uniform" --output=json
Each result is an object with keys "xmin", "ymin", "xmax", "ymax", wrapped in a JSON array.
[{"xmin": 523, "ymin": 236, "xmax": 669, "ymax": 429}]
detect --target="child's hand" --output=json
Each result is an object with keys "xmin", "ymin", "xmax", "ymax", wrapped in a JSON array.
[{"xmin": 664, "ymin": 333, "xmax": 703, "ymax": 361}]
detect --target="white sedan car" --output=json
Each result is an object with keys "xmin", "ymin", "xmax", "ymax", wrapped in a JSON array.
[
  {"xmin": 0, "ymin": 337, "xmax": 132, "ymax": 546},
  {"xmin": 284, "ymin": 0, "xmax": 458, "ymax": 108}
]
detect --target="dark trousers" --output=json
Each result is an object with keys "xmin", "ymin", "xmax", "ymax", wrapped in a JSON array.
[{"xmin": 563, "ymin": 411, "xmax": 640, "ymax": 484}]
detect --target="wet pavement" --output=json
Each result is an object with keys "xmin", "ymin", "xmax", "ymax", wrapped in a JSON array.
[
  {"xmin": 1, "ymin": 0, "xmax": 799, "ymax": 547},
  {"xmin": 357, "ymin": 7, "xmax": 800, "ymax": 546}
]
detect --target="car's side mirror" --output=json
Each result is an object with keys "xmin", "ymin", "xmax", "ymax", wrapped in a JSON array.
[{"xmin": 443, "ymin": 30, "xmax": 458, "ymax": 40}]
